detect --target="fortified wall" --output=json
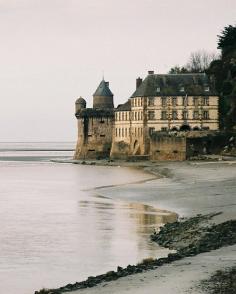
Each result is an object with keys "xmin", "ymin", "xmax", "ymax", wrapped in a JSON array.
[
  {"xmin": 74, "ymin": 73, "xmax": 235, "ymax": 161},
  {"xmin": 74, "ymin": 80, "xmax": 114, "ymax": 160},
  {"xmin": 150, "ymin": 131, "xmax": 235, "ymax": 161}
]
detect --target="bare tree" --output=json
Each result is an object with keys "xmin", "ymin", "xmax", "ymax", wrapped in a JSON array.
[{"xmin": 185, "ymin": 50, "xmax": 219, "ymax": 73}]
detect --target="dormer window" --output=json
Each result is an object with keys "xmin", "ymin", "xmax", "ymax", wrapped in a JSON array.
[
  {"xmin": 180, "ymin": 86, "xmax": 185, "ymax": 92},
  {"xmin": 204, "ymin": 86, "xmax": 210, "ymax": 92},
  {"xmin": 156, "ymin": 87, "xmax": 160, "ymax": 93}
]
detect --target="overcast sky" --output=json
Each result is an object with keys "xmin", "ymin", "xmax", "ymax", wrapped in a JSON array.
[{"xmin": 0, "ymin": 0, "xmax": 235, "ymax": 142}]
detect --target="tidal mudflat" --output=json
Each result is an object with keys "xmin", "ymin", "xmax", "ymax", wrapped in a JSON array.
[
  {"xmin": 0, "ymin": 143, "xmax": 176, "ymax": 294},
  {"xmin": 38, "ymin": 159, "xmax": 236, "ymax": 294}
]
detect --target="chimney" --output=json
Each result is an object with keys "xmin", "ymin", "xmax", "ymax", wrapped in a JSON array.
[
  {"xmin": 136, "ymin": 77, "xmax": 142, "ymax": 89},
  {"xmin": 148, "ymin": 70, "xmax": 154, "ymax": 75}
]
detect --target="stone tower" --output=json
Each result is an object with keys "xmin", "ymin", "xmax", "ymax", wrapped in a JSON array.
[
  {"xmin": 93, "ymin": 79, "xmax": 114, "ymax": 109},
  {"xmin": 74, "ymin": 79, "xmax": 114, "ymax": 160},
  {"xmin": 75, "ymin": 96, "xmax": 86, "ymax": 114}
]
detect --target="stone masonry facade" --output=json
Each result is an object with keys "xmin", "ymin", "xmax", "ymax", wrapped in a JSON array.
[{"xmin": 74, "ymin": 71, "xmax": 220, "ymax": 161}]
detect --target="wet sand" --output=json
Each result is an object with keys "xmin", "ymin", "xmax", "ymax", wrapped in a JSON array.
[{"xmin": 70, "ymin": 159, "xmax": 236, "ymax": 294}]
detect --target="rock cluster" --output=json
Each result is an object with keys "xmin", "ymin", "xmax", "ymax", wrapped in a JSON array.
[
  {"xmin": 199, "ymin": 266, "xmax": 236, "ymax": 294},
  {"xmin": 151, "ymin": 213, "xmax": 236, "ymax": 257},
  {"xmin": 35, "ymin": 213, "xmax": 236, "ymax": 294}
]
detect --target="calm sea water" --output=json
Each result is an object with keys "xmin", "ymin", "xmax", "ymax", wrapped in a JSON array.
[{"xmin": 0, "ymin": 143, "xmax": 176, "ymax": 294}]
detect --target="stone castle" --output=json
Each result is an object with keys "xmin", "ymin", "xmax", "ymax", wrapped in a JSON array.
[{"xmin": 74, "ymin": 71, "xmax": 220, "ymax": 161}]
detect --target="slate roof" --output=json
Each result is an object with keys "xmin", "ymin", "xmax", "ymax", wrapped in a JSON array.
[
  {"xmin": 115, "ymin": 100, "xmax": 131, "ymax": 112},
  {"xmin": 131, "ymin": 73, "xmax": 217, "ymax": 97},
  {"xmin": 93, "ymin": 80, "xmax": 113, "ymax": 97},
  {"xmin": 75, "ymin": 97, "xmax": 86, "ymax": 104}
]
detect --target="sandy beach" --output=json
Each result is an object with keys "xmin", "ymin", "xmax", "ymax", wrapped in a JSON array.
[{"xmin": 68, "ymin": 159, "xmax": 236, "ymax": 294}]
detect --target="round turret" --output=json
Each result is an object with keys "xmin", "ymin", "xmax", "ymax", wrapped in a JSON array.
[
  {"xmin": 75, "ymin": 96, "xmax": 86, "ymax": 114},
  {"xmin": 93, "ymin": 80, "xmax": 114, "ymax": 109}
]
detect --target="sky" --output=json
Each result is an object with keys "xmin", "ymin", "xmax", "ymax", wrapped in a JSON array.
[{"xmin": 0, "ymin": 0, "xmax": 235, "ymax": 142}]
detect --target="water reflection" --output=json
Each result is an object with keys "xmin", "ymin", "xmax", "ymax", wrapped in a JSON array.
[
  {"xmin": 0, "ymin": 145, "xmax": 177, "ymax": 294},
  {"xmin": 128, "ymin": 202, "xmax": 178, "ymax": 228},
  {"xmin": 78, "ymin": 196, "xmax": 178, "ymax": 258}
]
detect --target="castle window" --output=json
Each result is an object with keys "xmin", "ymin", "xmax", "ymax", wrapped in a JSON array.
[
  {"xmin": 122, "ymin": 112, "xmax": 124, "ymax": 121},
  {"xmin": 161, "ymin": 127, "xmax": 167, "ymax": 131},
  {"xmin": 125, "ymin": 112, "xmax": 128, "ymax": 120},
  {"xmin": 149, "ymin": 127, "xmax": 155, "ymax": 136},
  {"xmin": 140, "ymin": 128, "xmax": 143, "ymax": 136},
  {"xmin": 182, "ymin": 96, "xmax": 188, "ymax": 106},
  {"xmin": 193, "ymin": 97, "xmax": 199, "ymax": 106},
  {"xmin": 172, "ymin": 97, "xmax": 177, "ymax": 106},
  {"xmin": 193, "ymin": 111, "xmax": 199, "ymax": 119},
  {"xmin": 161, "ymin": 111, "xmax": 167, "ymax": 120},
  {"xmin": 203, "ymin": 97, "xmax": 209, "ymax": 106},
  {"xmin": 203, "ymin": 111, "xmax": 209, "ymax": 119},
  {"xmin": 172, "ymin": 111, "xmax": 178, "ymax": 120},
  {"xmin": 115, "ymin": 128, "xmax": 118, "ymax": 137},
  {"xmin": 182, "ymin": 110, "xmax": 188, "ymax": 120},
  {"xmin": 125, "ymin": 128, "xmax": 127, "ymax": 137},
  {"xmin": 118, "ymin": 128, "xmax": 121, "ymax": 137},
  {"xmin": 148, "ymin": 97, "xmax": 154, "ymax": 106},
  {"xmin": 140, "ymin": 112, "xmax": 143, "ymax": 120},
  {"xmin": 161, "ymin": 97, "xmax": 167, "ymax": 107},
  {"xmin": 134, "ymin": 112, "xmax": 137, "ymax": 120},
  {"xmin": 122, "ymin": 128, "xmax": 124, "ymax": 137},
  {"xmin": 100, "ymin": 134, "xmax": 105, "ymax": 137},
  {"xmin": 148, "ymin": 111, "xmax": 155, "ymax": 120}
]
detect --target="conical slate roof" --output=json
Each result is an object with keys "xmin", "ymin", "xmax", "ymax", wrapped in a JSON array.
[
  {"xmin": 93, "ymin": 80, "xmax": 113, "ymax": 97},
  {"xmin": 76, "ymin": 96, "xmax": 86, "ymax": 104}
]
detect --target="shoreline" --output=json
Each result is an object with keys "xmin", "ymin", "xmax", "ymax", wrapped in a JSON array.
[{"xmin": 36, "ymin": 158, "xmax": 236, "ymax": 294}]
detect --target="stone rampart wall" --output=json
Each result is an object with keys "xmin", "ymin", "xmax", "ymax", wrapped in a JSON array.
[{"xmin": 150, "ymin": 135, "xmax": 187, "ymax": 161}]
